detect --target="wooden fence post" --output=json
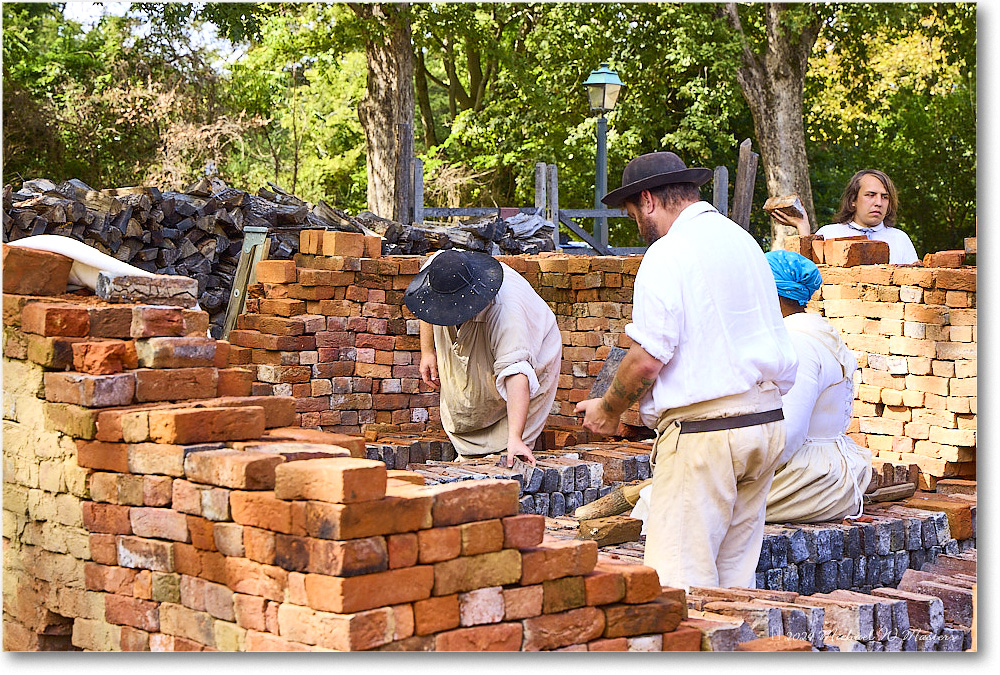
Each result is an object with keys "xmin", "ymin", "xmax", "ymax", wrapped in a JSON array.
[
  {"xmin": 395, "ymin": 122, "xmax": 413, "ymax": 225},
  {"xmin": 547, "ymin": 164, "xmax": 560, "ymax": 251},
  {"xmin": 413, "ymin": 157, "xmax": 424, "ymax": 226},
  {"xmin": 730, "ymin": 138, "xmax": 758, "ymax": 231},
  {"xmin": 713, "ymin": 166, "xmax": 729, "ymax": 218}
]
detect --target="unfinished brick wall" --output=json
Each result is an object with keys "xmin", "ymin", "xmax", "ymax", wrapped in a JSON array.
[{"xmin": 239, "ymin": 232, "xmax": 976, "ymax": 489}]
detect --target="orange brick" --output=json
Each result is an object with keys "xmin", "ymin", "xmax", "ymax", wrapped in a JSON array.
[
  {"xmin": 304, "ymin": 566, "xmax": 435, "ymax": 613},
  {"xmin": 503, "ymin": 585, "xmax": 543, "ymax": 620},
  {"xmin": 130, "ymin": 507, "xmax": 190, "ymax": 542},
  {"xmin": 105, "ymin": 593, "xmax": 160, "ymax": 632},
  {"xmin": 255, "ymin": 259, "xmax": 298, "ymax": 284},
  {"xmin": 584, "ymin": 569, "xmax": 626, "ymax": 606},
  {"xmin": 595, "ymin": 562, "xmax": 661, "ymax": 603},
  {"xmin": 304, "ymin": 491, "xmax": 432, "ymax": 540},
  {"xmin": 44, "ymin": 371, "xmax": 135, "ymax": 407},
  {"xmin": 148, "ymin": 406, "xmax": 266, "ymax": 444},
  {"xmin": 184, "ymin": 449, "xmax": 285, "ymax": 490},
  {"xmin": 306, "ymin": 536, "xmax": 388, "ymax": 576},
  {"xmin": 414, "ymin": 594, "xmax": 460, "ymax": 635},
  {"xmin": 434, "ymin": 623, "xmax": 523, "ymax": 651},
  {"xmin": 387, "ymin": 532, "xmax": 419, "ymax": 569},
  {"xmin": 587, "ymin": 637, "xmax": 628, "ymax": 651},
  {"xmin": 519, "ymin": 540, "xmax": 598, "ymax": 585},
  {"xmin": 230, "ymin": 491, "xmax": 294, "ymax": 533},
  {"xmin": 2, "ymin": 244, "xmax": 73, "ymax": 295},
  {"xmin": 602, "ymin": 597, "xmax": 684, "ymax": 638},
  {"xmin": 130, "ymin": 305, "xmax": 185, "ymax": 338},
  {"xmin": 21, "ymin": 302, "xmax": 90, "ymax": 337},
  {"xmin": 824, "ymin": 238, "xmax": 889, "ymax": 267},
  {"xmin": 661, "ymin": 623, "xmax": 703, "ymax": 651},
  {"xmin": 72, "ymin": 340, "xmax": 129, "ymax": 375},
  {"xmin": 501, "ymin": 514, "xmax": 545, "ymax": 549},
  {"xmin": 522, "ymin": 607, "xmax": 605, "ymax": 651},
  {"xmin": 430, "ymin": 480, "xmax": 520, "ymax": 527},
  {"xmin": 460, "ymin": 519, "xmax": 504, "ymax": 556},
  {"xmin": 273, "ymin": 457, "xmax": 387, "ymax": 503},
  {"xmin": 417, "ymin": 526, "xmax": 462, "ymax": 563},
  {"xmin": 224, "ymin": 558, "xmax": 288, "ymax": 602},
  {"xmin": 736, "ymin": 635, "xmax": 814, "ymax": 651},
  {"xmin": 77, "ymin": 440, "xmax": 130, "ymax": 472},
  {"xmin": 321, "ymin": 230, "xmax": 365, "ymax": 257}
]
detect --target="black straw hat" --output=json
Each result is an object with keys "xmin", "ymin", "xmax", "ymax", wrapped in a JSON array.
[
  {"xmin": 404, "ymin": 250, "xmax": 503, "ymax": 326},
  {"xmin": 602, "ymin": 151, "xmax": 712, "ymax": 208}
]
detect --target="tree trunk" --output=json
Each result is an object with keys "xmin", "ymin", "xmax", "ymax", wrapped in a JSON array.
[
  {"xmin": 352, "ymin": 3, "xmax": 415, "ymax": 219},
  {"xmin": 725, "ymin": 3, "xmax": 823, "ymax": 250},
  {"xmin": 415, "ymin": 50, "xmax": 439, "ymax": 148}
]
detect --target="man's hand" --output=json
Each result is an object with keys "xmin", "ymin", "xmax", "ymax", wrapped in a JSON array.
[
  {"xmin": 574, "ymin": 397, "xmax": 621, "ymax": 437},
  {"xmin": 419, "ymin": 352, "xmax": 439, "ymax": 389},
  {"xmin": 770, "ymin": 209, "xmax": 811, "ymax": 236},
  {"xmin": 505, "ymin": 437, "xmax": 536, "ymax": 467}
]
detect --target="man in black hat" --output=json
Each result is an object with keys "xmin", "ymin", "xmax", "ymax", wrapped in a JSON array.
[
  {"xmin": 404, "ymin": 249, "xmax": 562, "ymax": 467},
  {"xmin": 575, "ymin": 151, "xmax": 798, "ymax": 591}
]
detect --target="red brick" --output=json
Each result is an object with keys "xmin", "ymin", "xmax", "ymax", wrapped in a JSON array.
[
  {"xmin": 735, "ymin": 634, "xmax": 813, "ymax": 651},
  {"xmin": 130, "ymin": 507, "xmax": 190, "ymax": 542},
  {"xmin": 661, "ymin": 624, "xmax": 704, "ymax": 651},
  {"xmin": 72, "ymin": 340, "xmax": 129, "ymax": 375},
  {"xmin": 522, "ymin": 606, "xmax": 605, "ymax": 651},
  {"xmin": 414, "ymin": 594, "xmax": 460, "ymax": 635},
  {"xmin": 104, "ymin": 593, "xmax": 160, "ymax": 632},
  {"xmin": 90, "ymin": 533, "xmax": 119, "ymax": 565},
  {"xmin": 417, "ymin": 526, "xmax": 462, "ymax": 563},
  {"xmin": 588, "ymin": 637, "xmax": 628, "ymax": 651},
  {"xmin": 273, "ymin": 457, "xmax": 387, "ymax": 503},
  {"xmin": 224, "ymin": 558, "xmax": 288, "ymax": 602},
  {"xmin": 595, "ymin": 561, "xmax": 661, "ymax": 603},
  {"xmin": 77, "ymin": 440, "xmax": 130, "ymax": 472},
  {"xmin": 25, "ymin": 334, "xmax": 84, "ymax": 369},
  {"xmin": 922, "ymin": 251, "xmax": 966, "ymax": 268},
  {"xmin": 134, "ymin": 367, "xmax": 217, "ymax": 402},
  {"xmin": 227, "ymin": 330, "xmax": 316, "ymax": 351},
  {"xmin": 261, "ymin": 427, "xmax": 367, "ymax": 458},
  {"xmin": 258, "ymin": 298, "xmax": 307, "ymax": 317},
  {"xmin": 434, "ymin": 623, "xmax": 523, "ymax": 652},
  {"xmin": 148, "ymin": 406, "xmax": 266, "ymax": 444},
  {"xmin": 230, "ymin": 491, "xmax": 294, "ymax": 533},
  {"xmin": 304, "ymin": 491, "xmax": 432, "ymax": 540},
  {"xmin": 824, "ymin": 239, "xmax": 890, "ymax": 267},
  {"xmin": 307, "ymin": 536, "xmax": 388, "ymax": 576},
  {"xmin": 387, "ymin": 532, "xmax": 419, "ymax": 569},
  {"xmin": 430, "ymin": 479, "xmax": 520, "ymax": 527},
  {"xmin": 320, "ymin": 230, "xmax": 365, "ymax": 257},
  {"xmin": 44, "ymin": 371, "xmax": 135, "ymax": 407},
  {"xmin": 119, "ymin": 626, "xmax": 151, "ymax": 652},
  {"xmin": 602, "ymin": 597, "xmax": 684, "ymax": 638},
  {"xmin": 243, "ymin": 526, "xmax": 276, "ymax": 564},
  {"xmin": 184, "ymin": 449, "xmax": 284, "ymax": 490},
  {"xmin": 85, "ymin": 562, "xmax": 139, "ymax": 594},
  {"xmin": 255, "ymin": 259, "xmax": 298, "ymax": 284},
  {"xmin": 213, "ymin": 395, "xmax": 297, "ymax": 428},
  {"xmin": 186, "ymin": 515, "xmax": 217, "ymax": 550},
  {"xmin": 130, "ymin": 306, "xmax": 185, "ymax": 338},
  {"xmin": 89, "ymin": 305, "xmax": 135, "ymax": 338},
  {"xmin": 304, "ymin": 566, "xmax": 434, "ymax": 613},
  {"xmin": 216, "ymin": 368, "xmax": 253, "ymax": 396},
  {"xmin": 501, "ymin": 514, "xmax": 545, "ymax": 549},
  {"xmin": 21, "ymin": 302, "xmax": 90, "ymax": 337},
  {"xmin": 2, "ymin": 244, "xmax": 73, "ymax": 295},
  {"xmin": 584, "ymin": 568, "xmax": 626, "ymax": 606},
  {"xmin": 519, "ymin": 540, "xmax": 599, "ymax": 585},
  {"xmin": 275, "ymin": 603, "xmax": 392, "ymax": 651}
]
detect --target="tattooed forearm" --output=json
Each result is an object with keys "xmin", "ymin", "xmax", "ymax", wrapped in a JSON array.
[{"xmin": 600, "ymin": 375, "xmax": 654, "ymax": 415}]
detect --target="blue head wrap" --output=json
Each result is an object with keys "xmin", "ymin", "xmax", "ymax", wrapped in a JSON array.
[{"xmin": 765, "ymin": 250, "xmax": 823, "ymax": 307}]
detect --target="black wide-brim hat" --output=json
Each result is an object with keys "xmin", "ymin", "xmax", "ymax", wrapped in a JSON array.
[
  {"xmin": 403, "ymin": 249, "xmax": 504, "ymax": 326},
  {"xmin": 602, "ymin": 151, "xmax": 712, "ymax": 208}
]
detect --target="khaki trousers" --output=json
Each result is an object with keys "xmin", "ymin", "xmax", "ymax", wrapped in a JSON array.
[{"xmin": 643, "ymin": 383, "xmax": 785, "ymax": 591}]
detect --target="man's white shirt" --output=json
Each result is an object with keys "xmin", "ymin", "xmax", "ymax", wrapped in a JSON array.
[{"xmin": 815, "ymin": 221, "xmax": 919, "ymax": 264}]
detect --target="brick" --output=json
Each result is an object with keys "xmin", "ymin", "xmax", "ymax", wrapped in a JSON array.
[
  {"xmin": 522, "ymin": 606, "xmax": 605, "ymax": 651},
  {"xmin": 130, "ymin": 305, "xmax": 185, "ymax": 338},
  {"xmin": 736, "ymin": 634, "xmax": 813, "ymax": 651},
  {"xmin": 85, "ymin": 562, "xmax": 139, "ymax": 594},
  {"xmin": 3, "ymin": 244, "xmax": 73, "ymax": 295},
  {"xmin": 430, "ymin": 479, "xmax": 520, "ymax": 526},
  {"xmin": 434, "ymin": 623, "xmax": 523, "ymax": 652},
  {"xmin": 129, "ymin": 442, "xmax": 186, "ymax": 477},
  {"xmin": 223, "ymin": 558, "xmax": 287, "ymax": 602},
  {"xmin": 307, "ymin": 536, "xmax": 388, "ymax": 577},
  {"xmin": 274, "ymin": 457, "xmax": 387, "ymax": 503},
  {"xmin": 387, "ymin": 532, "xmax": 419, "ymax": 569},
  {"xmin": 148, "ymin": 406, "xmax": 266, "ymax": 444},
  {"xmin": 594, "ymin": 561, "xmax": 661, "ymax": 603},
  {"xmin": 503, "ymin": 585, "xmax": 543, "ymax": 620},
  {"xmin": 584, "ymin": 569, "xmax": 626, "ymax": 606},
  {"xmin": 321, "ymin": 230, "xmax": 365, "ymax": 257},
  {"xmin": 22, "ymin": 302, "xmax": 90, "ymax": 337},
  {"xmin": 305, "ymin": 490, "xmax": 432, "ymax": 540},
  {"xmin": 824, "ymin": 239, "xmax": 889, "ymax": 267},
  {"xmin": 433, "ymin": 549, "xmax": 522, "ymax": 596},
  {"xmin": 260, "ymin": 427, "xmax": 367, "ymax": 457},
  {"xmin": 135, "ymin": 337, "xmax": 216, "ymax": 368},
  {"xmin": 417, "ymin": 526, "xmax": 462, "ymax": 563},
  {"xmin": 869, "ymin": 587, "xmax": 945, "ymax": 632},
  {"xmin": 129, "ymin": 507, "xmax": 190, "ymax": 542},
  {"xmin": 230, "ymin": 491, "xmax": 294, "ymax": 533},
  {"xmin": 276, "ymin": 603, "xmax": 393, "ymax": 651},
  {"xmin": 304, "ymin": 566, "xmax": 434, "ymax": 614},
  {"xmin": 134, "ymin": 367, "xmax": 217, "ymax": 402},
  {"xmin": 77, "ymin": 440, "xmax": 130, "ymax": 472},
  {"xmin": 66, "ymin": 340, "xmax": 129, "ymax": 375},
  {"xmin": 543, "ymin": 576, "xmax": 587, "ymax": 614},
  {"xmin": 660, "ymin": 623, "xmax": 703, "ymax": 651},
  {"xmin": 501, "ymin": 514, "xmax": 545, "ymax": 549},
  {"xmin": 104, "ymin": 593, "xmax": 160, "ymax": 632},
  {"xmin": 117, "ymin": 535, "xmax": 174, "ymax": 572},
  {"xmin": 603, "ymin": 597, "xmax": 684, "ymax": 638},
  {"xmin": 459, "ymin": 586, "xmax": 505, "ymax": 626},
  {"xmin": 460, "ymin": 519, "xmax": 504, "ymax": 556},
  {"xmin": 44, "ymin": 371, "xmax": 135, "ymax": 407},
  {"xmin": 255, "ymin": 259, "xmax": 298, "ymax": 284},
  {"xmin": 216, "ymin": 368, "xmax": 254, "ymax": 396},
  {"xmin": 520, "ymin": 540, "xmax": 598, "ymax": 585},
  {"xmin": 414, "ymin": 594, "xmax": 461, "ymax": 635},
  {"xmin": 185, "ymin": 449, "xmax": 284, "ymax": 490}
]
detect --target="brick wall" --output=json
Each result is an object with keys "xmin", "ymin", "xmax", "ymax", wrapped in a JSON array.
[{"xmin": 240, "ymin": 233, "xmax": 976, "ymax": 489}]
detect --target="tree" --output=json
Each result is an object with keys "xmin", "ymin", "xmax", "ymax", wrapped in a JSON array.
[{"xmin": 724, "ymin": 3, "xmax": 825, "ymax": 250}]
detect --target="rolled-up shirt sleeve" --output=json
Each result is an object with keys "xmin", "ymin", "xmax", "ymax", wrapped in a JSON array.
[
  {"xmin": 624, "ymin": 263, "xmax": 682, "ymax": 365},
  {"xmin": 495, "ymin": 361, "xmax": 540, "ymax": 400}
]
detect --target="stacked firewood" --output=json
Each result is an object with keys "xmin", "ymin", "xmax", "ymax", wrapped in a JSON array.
[{"xmin": 2, "ymin": 177, "xmax": 363, "ymax": 338}]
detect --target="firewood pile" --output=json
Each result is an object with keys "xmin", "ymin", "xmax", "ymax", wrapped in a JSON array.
[
  {"xmin": 357, "ymin": 211, "xmax": 556, "ymax": 256},
  {"xmin": 2, "ymin": 176, "xmax": 364, "ymax": 337}
]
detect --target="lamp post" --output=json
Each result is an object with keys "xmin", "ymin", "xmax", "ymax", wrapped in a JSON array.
[{"xmin": 583, "ymin": 62, "xmax": 623, "ymax": 248}]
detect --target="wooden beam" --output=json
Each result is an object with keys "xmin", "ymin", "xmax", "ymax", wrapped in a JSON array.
[{"xmin": 730, "ymin": 139, "xmax": 758, "ymax": 231}]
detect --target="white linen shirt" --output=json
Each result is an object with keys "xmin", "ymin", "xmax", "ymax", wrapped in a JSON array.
[
  {"xmin": 625, "ymin": 201, "xmax": 798, "ymax": 427},
  {"xmin": 815, "ymin": 221, "xmax": 918, "ymax": 264}
]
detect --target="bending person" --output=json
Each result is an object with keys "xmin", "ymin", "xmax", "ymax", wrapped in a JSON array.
[
  {"xmin": 404, "ymin": 249, "xmax": 562, "ymax": 467},
  {"xmin": 763, "ymin": 250, "xmax": 873, "ymax": 523}
]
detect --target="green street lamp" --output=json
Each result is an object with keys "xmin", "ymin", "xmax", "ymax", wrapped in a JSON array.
[{"xmin": 583, "ymin": 63, "xmax": 624, "ymax": 247}]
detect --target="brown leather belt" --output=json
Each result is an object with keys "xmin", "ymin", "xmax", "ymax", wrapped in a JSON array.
[{"xmin": 678, "ymin": 408, "xmax": 784, "ymax": 434}]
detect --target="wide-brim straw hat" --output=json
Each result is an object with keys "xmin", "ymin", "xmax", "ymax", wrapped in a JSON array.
[
  {"xmin": 602, "ymin": 151, "xmax": 712, "ymax": 208},
  {"xmin": 403, "ymin": 249, "xmax": 503, "ymax": 326}
]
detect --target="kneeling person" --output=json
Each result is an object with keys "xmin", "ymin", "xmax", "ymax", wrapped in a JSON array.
[
  {"xmin": 764, "ymin": 250, "xmax": 873, "ymax": 522},
  {"xmin": 404, "ymin": 250, "xmax": 562, "ymax": 467}
]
